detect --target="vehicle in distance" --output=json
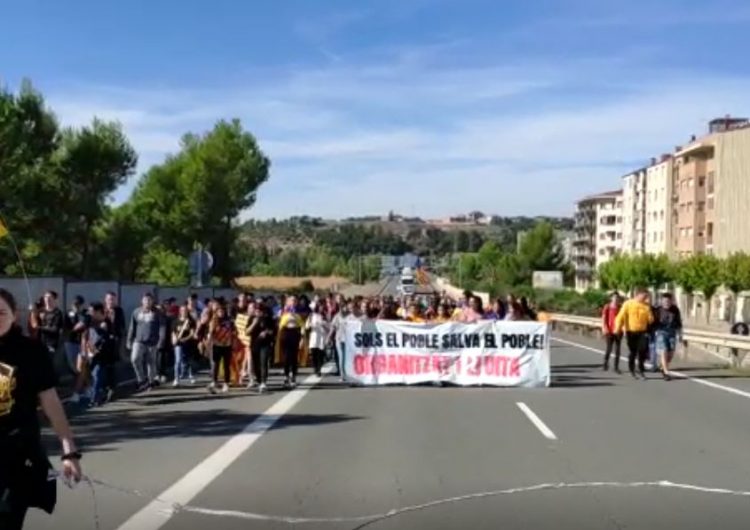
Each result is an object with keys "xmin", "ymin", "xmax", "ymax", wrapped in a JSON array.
[{"xmin": 398, "ymin": 267, "xmax": 415, "ymax": 296}]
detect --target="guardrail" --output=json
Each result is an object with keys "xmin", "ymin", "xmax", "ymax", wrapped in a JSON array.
[{"xmin": 550, "ymin": 313, "xmax": 750, "ymax": 367}]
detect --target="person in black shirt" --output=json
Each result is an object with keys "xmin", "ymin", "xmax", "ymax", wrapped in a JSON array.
[
  {"xmin": 36, "ymin": 291, "xmax": 64, "ymax": 362},
  {"xmin": 172, "ymin": 305, "xmax": 197, "ymax": 387},
  {"xmin": 0, "ymin": 288, "xmax": 82, "ymax": 530},
  {"xmin": 85, "ymin": 303, "xmax": 118, "ymax": 406},
  {"xmin": 247, "ymin": 303, "xmax": 276, "ymax": 393},
  {"xmin": 64, "ymin": 296, "xmax": 90, "ymax": 404},
  {"xmin": 653, "ymin": 292, "xmax": 683, "ymax": 381}
]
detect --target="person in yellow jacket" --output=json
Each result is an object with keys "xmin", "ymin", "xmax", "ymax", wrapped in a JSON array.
[
  {"xmin": 614, "ymin": 288, "xmax": 654, "ymax": 380},
  {"xmin": 274, "ymin": 295, "xmax": 306, "ymax": 389}
]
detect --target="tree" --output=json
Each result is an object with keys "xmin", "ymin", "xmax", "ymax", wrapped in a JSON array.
[
  {"xmin": 56, "ymin": 119, "xmax": 137, "ymax": 276},
  {"xmin": 137, "ymin": 246, "xmax": 190, "ymax": 285},
  {"xmin": 129, "ymin": 119, "xmax": 270, "ymax": 283},
  {"xmin": 677, "ymin": 254, "xmax": 722, "ymax": 322},
  {"xmin": 722, "ymin": 252, "xmax": 750, "ymax": 294},
  {"xmin": 0, "ymin": 81, "xmax": 63, "ymax": 275},
  {"xmin": 517, "ymin": 221, "xmax": 566, "ymax": 282}
]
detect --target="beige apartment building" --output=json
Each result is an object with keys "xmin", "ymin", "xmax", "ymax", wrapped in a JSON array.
[
  {"xmin": 573, "ymin": 190, "xmax": 623, "ymax": 291},
  {"xmin": 621, "ymin": 167, "xmax": 647, "ymax": 255},
  {"xmin": 672, "ymin": 116, "xmax": 750, "ymax": 258},
  {"xmin": 645, "ymin": 155, "xmax": 673, "ymax": 255}
]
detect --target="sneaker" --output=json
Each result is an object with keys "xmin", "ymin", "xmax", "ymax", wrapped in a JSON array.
[
  {"xmin": 290, "ymin": 380, "xmax": 297, "ymax": 389},
  {"xmin": 69, "ymin": 393, "xmax": 81, "ymax": 404},
  {"xmin": 106, "ymin": 389, "xmax": 115, "ymax": 403},
  {"xmin": 603, "ymin": 362, "xmax": 609, "ymax": 372},
  {"xmin": 283, "ymin": 379, "xmax": 291, "ymax": 389},
  {"xmin": 638, "ymin": 371, "xmax": 646, "ymax": 380},
  {"xmin": 159, "ymin": 375, "xmax": 168, "ymax": 383},
  {"xmin": 259, "ymin": 383, "xmax": 267, "ymax": 393},
  {"xmin": 614, "ymin": 367, "xmax": 622, "ymax": 375},
  {"xmin": 189, "ymin": 377, "xmax": 196, "ymax": 385},
  {"xmin": 172, "ymin": 379, "xmax": 180, "ymax": 388},
  {"xmin": 221, "ymin": 383, "xmax": 229, "ymax": 393},
  {"xmin": 208, "ymin": 382, "xmax": 217, "ymax": 394}
]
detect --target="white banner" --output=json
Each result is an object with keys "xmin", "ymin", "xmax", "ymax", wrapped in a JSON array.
[{"xmin": 342, "ymin": 320, "xmax": 550, "ymax": 387}]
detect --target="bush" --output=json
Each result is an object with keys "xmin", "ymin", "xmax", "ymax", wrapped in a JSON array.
[{"xmin": 525, "ymin": 288, "xmax": 607, "ymax": 317}]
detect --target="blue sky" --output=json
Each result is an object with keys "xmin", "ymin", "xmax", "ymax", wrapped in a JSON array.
[{"xmin": 3, "ymin": 0, "xmax": 750, "ymax": 219}]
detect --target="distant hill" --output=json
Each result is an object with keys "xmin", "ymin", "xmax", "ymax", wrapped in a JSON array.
[{"xmin": 239, "ymin": 214, "xmax": 573, "ymax": 256}]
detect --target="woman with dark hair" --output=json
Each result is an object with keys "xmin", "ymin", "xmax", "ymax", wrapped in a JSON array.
[
  {"xmin": 520, "ymin": 297, "xmax": 537, "ymax": 321},
  {"xmin": 0, "ymin": 288, "xmax": 82, "ymax": 529},
  {"xmin": 247, "ymin": 303, "xmax": 275, "ymax": 392},
  {"xmin": 208, "ymin": 305, "xmax": 235, "ymax": 394}
]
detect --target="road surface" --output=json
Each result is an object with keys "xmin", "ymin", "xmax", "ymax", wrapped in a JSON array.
[{"xmin": 30, "ymin": 332, "xmax": 750, "ymax": 530}]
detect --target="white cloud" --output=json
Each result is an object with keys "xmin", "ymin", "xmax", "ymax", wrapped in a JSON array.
[{"xmin": 45, "ymin": 43, "xmax": 750, "ymax": 218}]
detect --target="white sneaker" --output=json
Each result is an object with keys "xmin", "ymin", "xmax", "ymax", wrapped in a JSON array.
[
  {"xmin": 208, "ymin": 382, "xmax": 217, "ymax": 394},
  {"xmin": 221, "ymin": 383, "xmax": 229, "ymax": 393},
  {"xmin": 159, "ymin": 375, "xmax": 167, "ymax": 384},
  {"xmin": 259, "ymin": 383, "xmax": 267, "ymax": 393},
  {"xmin": 69, "ymin": 393, "xmax": 80, "ymax": 404},
  {"xmin": 189, "ymin": 377, "xmax": 196, "ymax": 385},
  {"xmin": 172, "ymin": 379, "xmax": 179, "ymax": 388},
  {"xmin": 290, "ymin": 380, "xmax": 297, "ymax": 389}
]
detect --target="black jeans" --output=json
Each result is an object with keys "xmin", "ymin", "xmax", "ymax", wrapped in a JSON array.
[
  {"xmin": 251, "ymin": 344, "xmax": 270, "ymax": 384},
  {"xmin": 212, "ymin": 345, "xmax": 232, "ymax": 384},
  {"xmin": 626, "ymin": 332, "xmax": 648, "ymax": 374},
  {"xmin": 311, "ymin": 347, "xmax": 325, "ymax": 376},
  {"xmin": 0, "ymin": 502, "xmax": 28, "ymax": 530},
  {"xmin": 604, "ymin": 334, "xmax": 622, "ymax": 367},
  {"xmin": 282, "ymin": 340, "xmax": 299, "ymax": 382}
]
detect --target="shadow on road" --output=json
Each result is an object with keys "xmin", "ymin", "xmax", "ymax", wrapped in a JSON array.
[
  {"xmin": 43, "ymin": 409, "xmax": 364, "ymax": 453},
  {"xmin": 551, "ymin": 363, "xmax": 614, "ymax": 388}
]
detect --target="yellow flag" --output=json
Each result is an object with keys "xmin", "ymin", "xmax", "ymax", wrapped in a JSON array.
[{"xmin": 0, "ymin": 220, "xmax": 8, "ymax": 239}]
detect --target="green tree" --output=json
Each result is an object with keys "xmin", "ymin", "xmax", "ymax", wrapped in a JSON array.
[
  {"xmin": 56, "ymin": 119, "xmax": 137, "ymax": 276},
  {"xmin": 137, "ymin": 246, "xmax": 190, "ymax": 285},
  {"xmin": 677, "ymin": 254, "xmax": 722, "ymax": 322},
  {"xmin": 130, "ymin": 119, "xmax": 270, "ymax": 284},
  {"xmin": 517, "ymin": 221, "xmax": 566, "ymax": 282},
  {"xmin": 721, "ymin": 252, "xmax": 750, "ymax": 294}
]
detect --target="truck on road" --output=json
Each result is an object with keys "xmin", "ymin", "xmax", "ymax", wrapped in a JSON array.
[{"xmin": 397, "ymin": 267, "xmax": 416, "ymax": 296}]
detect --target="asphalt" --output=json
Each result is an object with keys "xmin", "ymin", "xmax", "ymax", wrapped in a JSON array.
[{"xmin": 27, "ymin": 332, "xmax": 750, "ymax": 530}]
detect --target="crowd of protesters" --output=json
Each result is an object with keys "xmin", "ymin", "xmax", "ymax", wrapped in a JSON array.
[
  {"xmin": 19, "ymin": 288, "xmax": 548, "ymax": 404},
  {"xmin": 601, "ymin": 289, "xmax": 683, "ymax": 381}
]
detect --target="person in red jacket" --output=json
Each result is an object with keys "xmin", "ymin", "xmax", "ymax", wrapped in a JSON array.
[{"xmin": 601, "ymin": 293, "xmax": 623, "ymax": 373}]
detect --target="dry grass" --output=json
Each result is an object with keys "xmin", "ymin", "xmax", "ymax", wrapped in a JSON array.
[{"xmin": 234, "ymin": 275, "xmax": 351, "ymax": 291}]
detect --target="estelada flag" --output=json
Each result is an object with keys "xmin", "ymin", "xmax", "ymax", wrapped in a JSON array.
[{"xmin": 0, "ymin": 220, "xmax": 8, "ymax": 239}]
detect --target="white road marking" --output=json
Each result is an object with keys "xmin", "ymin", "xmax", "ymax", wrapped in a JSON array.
[
  {"xmin": 516, "ymin": 402, "xmax": 558, "ymax": 440},
  {"xmin": 116, "ymin": 367, "xmax": 332, "ymax": 530},
  {"xmin": 553, "ymin": 337, "xmax": 750, "ymax": 400}
]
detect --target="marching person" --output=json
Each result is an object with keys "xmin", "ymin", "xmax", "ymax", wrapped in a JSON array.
[
  {"xmin": 653, "ymin": 292, "xmax": 683, "ymax": 381},
  {"xmin": 126, "ymin": 293, "xmax": 167, "ymax": 392},
  {"xmin": 276, "ymin": 295, "xmax": 304, "ymax": 389},
  {"xmin": 615, "ymin": 288, "xmax": 655, "ymax": 380},
  {"xmin": 307, "ymin": 304, "xmax": 329, "ymax": 377},
  {"xmin": 85, "ymin": 303, "xmax": 118, "ymax": 407},
  {"xmin": 247, "ymin": 303, "xmax": 275, "ymax": 393},
  {"xmin": 64, "ymin": 296, "xmax": 90, "ymax": 404},
  {"xmin": 172, "ymin": 305, "xmax": 197, "ymax": 387},
  {"xmin": 0, "ymin": 288, "xmax": 82, "ymax": 530},
  {"xmin": 208, "ymin": 304, "xmax": 235, "ymax": 394},
  {"xmin": 601, "ymin": 293, "xmax": 623, "ymax": 373}
]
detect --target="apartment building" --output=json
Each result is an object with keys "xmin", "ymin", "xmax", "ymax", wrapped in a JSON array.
[
  {"xmin": 573, "ymin": 190, "xmax": 623, "ymax": 291},
  {"xmin": 645, "ymin": 155, "xmax": 673, "ymax": 255},
  {"xmin": 621, "ymin": 167, "xmax": 647, "ymax": 255},
  {"xmin": 672, "ymin": 116, "xmax": 750, "ymax": 258}
]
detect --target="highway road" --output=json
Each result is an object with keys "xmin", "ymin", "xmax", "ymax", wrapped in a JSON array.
[{"xmin": 29, "ymin": 332, "xmax": 750, "ymax": 530}]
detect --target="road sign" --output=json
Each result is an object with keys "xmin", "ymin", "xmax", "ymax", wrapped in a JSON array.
[{"xmin": 189, "ymin": 249, "xmax": 214, "ymax": 287}]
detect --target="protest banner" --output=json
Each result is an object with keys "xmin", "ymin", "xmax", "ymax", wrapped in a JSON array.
[{"xmin": 342, "ymin": 320, "xmax": 550, "ymax": 387}]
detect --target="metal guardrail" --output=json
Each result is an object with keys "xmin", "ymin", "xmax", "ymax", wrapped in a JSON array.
[{"xmin": 551, "ymin": 313, "xmax": 750, "ymax": 352}]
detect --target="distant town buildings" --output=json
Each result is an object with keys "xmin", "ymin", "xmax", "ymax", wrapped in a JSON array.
[
  {"xmin": 573, "ymin": 190, "xmax": 623, "ymax": 291},
  {"xmin": 574, "ymin": 115, "xmax": 750, "ymax": 289}
]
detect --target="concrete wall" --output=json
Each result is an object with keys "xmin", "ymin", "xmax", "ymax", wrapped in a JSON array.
[
  {"xmin": 0, "ymin": 276, "xmax": 65, "ymax": 329},
  {"xmin": 65, "ymin": 281, "xmax": 119, "ymax": 310}
]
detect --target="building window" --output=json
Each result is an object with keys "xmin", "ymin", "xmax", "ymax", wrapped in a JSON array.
[
  {"xmin": 660, "ymin": 210, "xmax": 665, "ymax": 220},
  {"xmin": 617, "ymin": 233, "xmax": 622, "ymax": 240},
  {"xmin": 708, "ymin": 172, "xmax": 715, "ymax": 194},
  {"xmin": 698, "ymin": 176, "xmax": 705, "ymax": 186},
  {"xmin": 698, "ymin": 201, "xmax": 705, "ymax": 212}
]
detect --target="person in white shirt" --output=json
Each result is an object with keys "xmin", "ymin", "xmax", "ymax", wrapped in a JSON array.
[{"xmin": 307, "ymin": 304, "xmax": 329, "ymax": 377}]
